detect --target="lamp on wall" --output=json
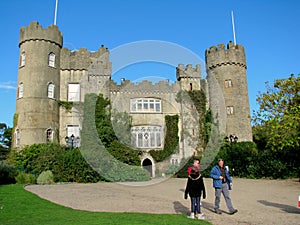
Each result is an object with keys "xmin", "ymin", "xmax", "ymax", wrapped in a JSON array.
[
  {"xmin": 65, "ymin": 134, "xmax": 80, "ymax": 148},
  {"xmin": 225, "ymin": 134, "xmax": 238, "ymax": 143}
]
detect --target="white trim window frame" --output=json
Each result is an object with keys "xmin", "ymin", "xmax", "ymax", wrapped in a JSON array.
[
  {"xmin": 20, "ymin": 51, "xmax": 26, "ymax": 67},
  {"xmin": 68, "ymin": 83, "xmax": 80, "ymax": 102},
  {"xmin": 18, "ymin": 83, "xmax": 24, "ymax": 98},
  {"xmin": 48, "ymin": 52, "xmax": 55, "ymax": 67},
  {"xmin": 130, "ymin": 98, "xmax": 161, "ymax": 113},
  {"xmin": 47, "ymin": 83, "xmax": 55, "ymax": 98},
  {"xmin": 131, "ymin": 125, "xmax": 163, "ymax": 149}
]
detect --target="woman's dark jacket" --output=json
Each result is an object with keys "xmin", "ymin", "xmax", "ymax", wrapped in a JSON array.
[{"xmin": 184, "ymin": 173, "xmax": 206, "ymax": 199}]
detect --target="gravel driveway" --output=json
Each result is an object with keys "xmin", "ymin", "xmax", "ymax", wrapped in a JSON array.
[{"xmin": 25, "ymin": 178, "xmax": 300, "ymax": 225}]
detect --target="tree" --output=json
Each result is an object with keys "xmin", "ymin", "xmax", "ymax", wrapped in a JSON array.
[
  {"xmin": 253, "ymin": 74, "xmax": 300, "ymax": 179},
  {"xmin": 0, "ymin": 123, "xmax": 12, "ymax": 160},
  {"xmin": 253, "ymin": 74, "xmax": 300, "ymax": 151}
]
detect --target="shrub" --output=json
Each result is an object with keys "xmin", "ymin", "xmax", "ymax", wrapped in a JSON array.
[
  {"xmin": 12, "ymin": 143, "xmax": 104, "ymax": 183},
  {"xmin": 0, "ymin": 161, "xmax": 16, "ymax": 184},
  {"xmin": 16, "ymin": 171, "xmax": 35, "ymax": 184},
  {"xmin": 37, "ymin": 170, "xmax": 54, "ymax": 185}
]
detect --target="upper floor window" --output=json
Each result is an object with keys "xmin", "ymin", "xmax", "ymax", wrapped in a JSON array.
[
  {"xmin": 48, "ymin": 52, "xmax": 55, "ymax": 67},
  {"xmin": 68, "ymin": 83, "xmax": 80, "ymax": 102},
  {"xmin": 47, "ymin": 83, "xmax": 55, "ymax": 98},
  {"xmin": 18, "ymin": 83, "xmax": 24, "ymax": 98},
  {"xmin": 225, "ymin": 79, "xmax": 233, "ymax": 88},
  {"xmin": 46, "ymin": 128, "xmax": 53, "ymax": 142},
  {"xmin": 131, "ymin": 126, "xmax": 162, "ymax": 149},
  {"xmin": 130, "ymin": 98, "xmax": 161, "ymax": 113},
  {"xmin": 226, "ymin": 106, "xmax": 234, "ymax": 115},
  {"xmin": 20, "ymin": 51, "xmax": 26, "ymax": 67}
]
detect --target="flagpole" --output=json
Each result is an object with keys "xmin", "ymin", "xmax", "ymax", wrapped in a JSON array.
[
  {"xmin": 231, "ymin": 10, "xmax": 237, "ymax": 45},
  {"xmin": 54, "ymin": 0, "xmax": 58, "ymax": 25}
]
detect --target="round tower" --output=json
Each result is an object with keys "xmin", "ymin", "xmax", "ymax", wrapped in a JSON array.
[
  {"xmin": 14, "ymin": 22, "xmax": 63, "ymax": 148},
  {"xmin": 205, "ymin": 42, "xmax": 252, "ymax": 142}
]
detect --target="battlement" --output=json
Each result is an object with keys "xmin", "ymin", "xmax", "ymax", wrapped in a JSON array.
[
  {"xmin": 205, "ymin": 42, "xmax": 246, "ymax": 69},
  {"xmin": 19, "ymin": 21, "xmax": 63, "ymax": 48},
  {"xmin": 109, "ymin": 79, "xmax": 180, "ymax": 94},
  {"xmin": 176, "ymin": 64, "xmax": 201, "ymax": 81},
  {"xmin": 61, "ymin": 45, "xmax": 111, "ymax": 71}
]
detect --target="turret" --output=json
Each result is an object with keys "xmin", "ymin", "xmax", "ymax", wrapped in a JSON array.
[
  {"xmin": 176, "ymin": 64, "xmax": 201, "ymax": 91},
  {"xmin": 205, "ymin": 42, "xmax": 252, "ymax": 142},
  {"xmin": 14, "ymin": 22, "xmax": 63, "ymax": 148}
]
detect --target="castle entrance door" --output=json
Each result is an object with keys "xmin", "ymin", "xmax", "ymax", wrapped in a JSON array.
[{"xmin": 142, "ymin": 158, "xmax": 152, "ymax": 177}]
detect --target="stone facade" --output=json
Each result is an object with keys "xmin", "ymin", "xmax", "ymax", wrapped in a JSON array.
[{"xmin": 14, "ymin": 22, "xmax": 252, "ymax": 177}]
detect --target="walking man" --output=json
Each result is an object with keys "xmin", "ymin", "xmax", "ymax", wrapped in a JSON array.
[{"xmin": 210, "ymin": 158, "xmax": 238, "ymax": 215}]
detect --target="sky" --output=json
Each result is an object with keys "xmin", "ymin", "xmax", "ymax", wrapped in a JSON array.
[{"xmin": 0, "ymin": 0, "xmax": 299, "ymax": 127}]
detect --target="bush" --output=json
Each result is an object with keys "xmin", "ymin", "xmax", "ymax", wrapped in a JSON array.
[
  {"xmin": 0, "ymin": 161, "xmax": 16, "ymax": 184},
  {"xmin": 202, "ymin": 141, "xmax": 258, "ymax": 178},
  {"xmin": 37, "ymin": 170, "xmax": 54, "ymax": 184},
  {"xmin": 12, "ymin": 143, "xmax": 104, "ymax": 183},
  {"xmin": 16, "ymin": 171, "xmax": 35, "ymax": 184}
]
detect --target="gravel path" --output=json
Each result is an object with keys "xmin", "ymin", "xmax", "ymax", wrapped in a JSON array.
[{"xmin": 25, "ymin": 178, "xmax": 300, "ymax": 225}]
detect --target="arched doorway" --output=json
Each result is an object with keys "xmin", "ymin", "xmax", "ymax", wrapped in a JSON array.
[{"xmin": 142, "ymin": 158, "xmax": 153, "ymax": 177}]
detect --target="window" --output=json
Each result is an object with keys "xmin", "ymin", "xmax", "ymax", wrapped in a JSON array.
[
  {"xmin": 15, "ymin": 129, "xmax": 20, "ymax": 146},
  {"xmin": 20, "ymin": 51, "xmax": 25, "ymax": 67},
  {"xmin": 18, "ymin": 83, "xmax": 24, "ymax": 98},
  {"xmin": 225, "ymin": 79, "xmax": 233, "ymax": 88},
  {"xmin": 47, "ymin": 83, "xmax": 55, "ymax": 98},
  {"xmin": 131, "ymin": 126, "xmax": 163, "ymax": 149},
  {"xmin": 68, "ymin": 83, "xmax": 80, "ymax": 102},
  {"xmin": 130, "ymin": 98, "xmax": 161, "ymax": 113},
  {"xmin": 46, "ymin": 128, "xmax": 53, "ymax": 142},
  {"xmin": 226, "ymin": 106, "xmax": 234, "ymax": 115},
  {"xmin": 48, "ymin": 52, "xmax": 55, "ymax": 67}
]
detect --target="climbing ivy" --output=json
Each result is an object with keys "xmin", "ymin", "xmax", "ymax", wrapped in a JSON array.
[
  {"xmin": 187, "ymin": 90, "xmax": 211, "ymax": 150},
  {"xmin": 94, "ymin": 94, "xmax": 142, "ymax": 166},
  {"xmin": 149, "ymin": 115, "xmax": 179, "ymax": 162},
  {"xmin": 58, "ymin": 100, "xmax": 73, "ymax": 112}
]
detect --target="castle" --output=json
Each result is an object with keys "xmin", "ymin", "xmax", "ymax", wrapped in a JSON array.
[{"xmin": 14, "ymin": 22, "xmax": 252, "ymax": 177}]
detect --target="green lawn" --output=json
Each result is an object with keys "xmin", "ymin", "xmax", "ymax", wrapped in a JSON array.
[{"xmin": 0, "ymin": 184, "xmax": 211, "ymax": 225}]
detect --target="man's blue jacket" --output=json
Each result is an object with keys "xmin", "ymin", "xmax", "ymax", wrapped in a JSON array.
[{"xmin": 210, "ymin": 165, "xmax": 232, "ymax": 190}]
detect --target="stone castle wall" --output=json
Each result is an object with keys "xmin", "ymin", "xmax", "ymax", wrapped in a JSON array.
[{"xmin": 14, "ymin": 22, "xmax": 253, "ymax": 152}]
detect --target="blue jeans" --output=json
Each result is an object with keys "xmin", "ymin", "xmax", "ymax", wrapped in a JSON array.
[
  {"xmin": 214, "ymin": 183, "xmax": 234, "ymax": 212},
  {"xmin": 190, "ymin": 196, "xmax": 201, "ymax": 214}
]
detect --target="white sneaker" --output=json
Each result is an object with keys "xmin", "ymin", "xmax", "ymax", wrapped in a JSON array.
[
  {"xmin": 187, "ymin": 213, "xmax": 195, "ymax": 219},
  {"xmin": 197, "ymin": 213, "xmax": 205, "ymax": 220}
]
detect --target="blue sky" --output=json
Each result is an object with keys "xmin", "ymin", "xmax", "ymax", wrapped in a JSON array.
[{"xmin": 0, "ymin": 0, "xmax": 299, "ymax": 127}]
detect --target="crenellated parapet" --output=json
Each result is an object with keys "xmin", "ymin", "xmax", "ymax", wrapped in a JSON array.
[
  {"xmin": 176, "ymin": 64, "xmax": 201, "ymax": 81},
  {"xmin": 109, "ymin": 79, "xmax": 180, "ymax": 94},
  {"xmin": 60, "ymin": 45, "xmax": 111, "ymax": 71},
  {"xmin": 19, "ymin": 21, "xmax": 63, "ymax": 48},
  {"xmin": 205, "ymin": 42, "xmax": 246, "ymax": 70}
]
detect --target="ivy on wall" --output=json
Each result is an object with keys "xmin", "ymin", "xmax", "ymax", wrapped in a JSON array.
[
  {"xmin": 149, "ymin": 115, "xmax": 179, "ymax": 162},
  {"xmin": 58, "ymin": 100, "xmax": 73, "ymax": 112},
  {"xmin": 187, "ymin": 90, "xmax": 211, "ymax": 151},
  {"xmin": 94, "ymin": 94, "xmax": 142, "ymax": 166}
]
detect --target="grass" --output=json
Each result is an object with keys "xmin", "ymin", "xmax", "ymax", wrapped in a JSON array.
[{"xmin": 0, "ymin": 184, "xmax": 212, "ymax": 225}]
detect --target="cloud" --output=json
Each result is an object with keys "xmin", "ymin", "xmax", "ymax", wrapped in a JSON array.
[{"xmin": 0, "ymin": 82, "xmax": 16, "ymax": 90}]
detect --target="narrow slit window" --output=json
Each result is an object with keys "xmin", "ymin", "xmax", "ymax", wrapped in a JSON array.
[
  {"xmin": 20, "ymin": 51, "xmax": 26, "ymax": 67},
  {"xmin": 48, "ymin": 52, "xmax": 55, "ymax": 67}
]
